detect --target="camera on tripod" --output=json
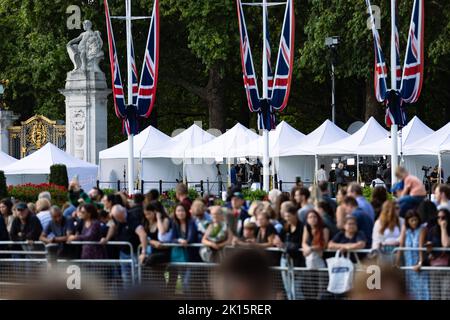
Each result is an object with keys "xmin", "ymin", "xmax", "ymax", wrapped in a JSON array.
[{"xmin": 421, "ymin": 166, "xmax": 432, "ymax": 172}]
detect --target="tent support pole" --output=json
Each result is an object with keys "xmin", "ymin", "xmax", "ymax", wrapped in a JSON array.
[
  {"xmin": 356, "ymin": 155, "xmax": 360, "ymax": 183},
  {"xmin": 391, "ymin": 124, "xmax": 398, "ymax": 185},
  {"xmin": 438, "ymin": 153, "xmax": 442, "ymax": 183},
  {"xmin": 314, "ymin": 155, "xmax": 318, "ymax": 185}
]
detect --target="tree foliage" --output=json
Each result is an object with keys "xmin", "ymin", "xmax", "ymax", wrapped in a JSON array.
[{"xmin": 0, "ymin": 0, "xmax": 448, "ymax": 148}]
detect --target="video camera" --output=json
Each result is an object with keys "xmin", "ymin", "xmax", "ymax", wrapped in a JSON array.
[{"xmin": 421, "ymin": 166, "xmax": 432, "ymax": 172}]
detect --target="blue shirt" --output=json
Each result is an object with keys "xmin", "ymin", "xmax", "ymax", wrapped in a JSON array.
[
  {"xmin": 356, "ymin": 196, "xmax": 375, "ymax": 222},
  {"xmin": 351, "ymin": 208, "xmax": 374, "ymax": 248}
]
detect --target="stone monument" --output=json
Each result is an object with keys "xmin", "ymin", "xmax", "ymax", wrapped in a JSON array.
[
  {"xmin": 60, "ymin": 20, "xmax": 110, "ymax": 164},
  {"xmin": 0, "ymin": 110, "xmax": 19, "ymax": 155}
]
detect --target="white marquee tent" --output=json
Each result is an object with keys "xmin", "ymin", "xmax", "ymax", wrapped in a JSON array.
[
  {"xmin": 233, "ymin": 121, "xmax": 305, "ymax": 158},
  {"xmin": 99, "ymin": 126, "xmax": 176, "ymax": 190},
  {"xmin": 315, "ymin": 117, "xmax": 389, "ymax": 155},
  {"xmin": 276, "ymin": 120, "xmax": 350, "ymax": 188},
  {"xmin": 141, "ymin": 124, "xmax": 225, "ymax": 193},
  {"xmin": 403, "ymin": 122, "xmax": 450, "ymax": 180},
  {"xmin": 0, "ymin": 151, "xmax": 17, "ymax": 170},
  {"xmin": 356, "ymin": 116, "xmax": 434, "ymax": 156},
  {"xmin": 3, "ymin": 143, "xmax": 98, "ymax": 190},
  {"xmin": 186, "ymin": 123, "xmax": 259, "ymax": 159}
]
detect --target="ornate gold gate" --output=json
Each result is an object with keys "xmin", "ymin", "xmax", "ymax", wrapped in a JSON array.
[{"xmin": 8, "ymin": 115, "xmax": 65, "ymax": 159}]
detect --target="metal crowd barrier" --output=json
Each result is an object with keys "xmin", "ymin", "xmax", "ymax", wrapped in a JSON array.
[
  {"xmin": 136, "ymin": 242, "xmax": 372, "ymax": 300},
  {"xmin": 0, "ymin": 241, "xmax": 134, "ymax": 299},
  {"xmin": 0, "ymin": 240, "xmax": 448, "ymax": 300},
  {"xmin": 393, "ymin": 247, "xmax": 450, "ymax": 300}
]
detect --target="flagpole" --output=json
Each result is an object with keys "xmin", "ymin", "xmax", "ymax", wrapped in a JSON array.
[
  {"xmin": 126, "ymin": 0, "xmax": 135, "ymax": 195},
  {"xmin": 262, "ymin": 0, "xmax": 270, "ymax": 192},
  {"xmin": 390, "ymin": 0, "xmax": 398, "ymax": 185}
]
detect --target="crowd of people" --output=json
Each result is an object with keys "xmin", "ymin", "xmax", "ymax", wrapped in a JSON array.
[{"xmin": 0, "ymin": 165, "xmax": 449, "ymax": 299}]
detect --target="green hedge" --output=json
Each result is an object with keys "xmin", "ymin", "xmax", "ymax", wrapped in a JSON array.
[
  {"xmin": 0, "ymin": 171, "xmax": 7, "ymax": 198},
  {"xmin": 242, "ymin": 189, "xmax": 268, "ymax": 201},
  {"xmin": 49, "ymin": 164, "xmax": 69, "ymax": 189}
]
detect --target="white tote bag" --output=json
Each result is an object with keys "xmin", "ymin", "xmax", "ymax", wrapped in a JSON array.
[{"xmin": 326, "ymin": 250, "xmax": 354, "ymax": 294}]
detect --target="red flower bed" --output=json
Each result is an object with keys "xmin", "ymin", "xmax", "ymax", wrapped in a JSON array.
[{"xmin": 8, "ymin": 183, "xmax": 68, "ymax": 206}]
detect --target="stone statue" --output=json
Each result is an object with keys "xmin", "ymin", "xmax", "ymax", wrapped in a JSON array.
[{"xmin": 67, "ymin": 20, "xmax": 104, "ymax": 73}]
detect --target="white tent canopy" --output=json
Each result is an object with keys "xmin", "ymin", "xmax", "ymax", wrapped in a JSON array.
[
  {"xmin": 140, "ymin": 124, "xmax": 226, "ymax": 193},
  {"xmin": 0, "ymin": 151, "xmax": 17, "ymax": 170},
  {"xmin": 141, "ymin": 124, "xmax": 215, "ymax": 159},
  {"xmin": 316, "ymin": 117, "xmax": 389, "ymax": 155},
  {"xmin": 275, "ymin": 120, "xmax": 350, "ymax": 188},
  {"xmin": 186, "ymin": 122, "xmax": 259, "ymax": 159},
  {"xmin": 357, "ymin": 116, "xmax": 434, "ymax": 156},
  {"xmin": 404, "ymin": 122, "xmax": 450, "ymax": 156},
  {"xmin": 99, "ymin": 126, "xmax": 170, "ymax": 159},
  {"xmin": 3, "ymin": 143, "xmax": 98, "ymax": 190},
  {"xmin": 402, "ymin": 122, "xmax": 450, "ymax": 181},
  {"xmin": 98, "ymin": 126, "xmax": 174, "ymax": 188},
  {"xmin": 233, "ymin": 121, "xmax": 305, "ymax": 158},
  {"xmin": 281, "ymin": 119, "xmax": 350, "ymax": 156}
]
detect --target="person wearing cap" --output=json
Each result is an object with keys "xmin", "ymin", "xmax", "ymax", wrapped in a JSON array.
[
  {"xmin": 227, "ymin": 191, "xmax": 249, "ymax": 237},
  {"xmin": 10, "ymin": 202, "xmax": 42, "ymax": 242}
]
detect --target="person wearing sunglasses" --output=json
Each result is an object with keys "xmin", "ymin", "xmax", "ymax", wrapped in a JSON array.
[{"xmin": 425, "ymin": 208, "xmax": 450, "ymax": 299}]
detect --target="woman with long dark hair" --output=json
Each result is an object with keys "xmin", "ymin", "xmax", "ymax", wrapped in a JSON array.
[
  {"xmin": 168, "ymin": 204, "xmax": 199, "ymax": 297},
  {"xmin": 425, "ymin": 208, "xmax": 450, "ymax": 299},
  {"xmin": 0, "ymin": 198, "xmax": 14, "ymax": 233},
  {"xmin": 302, "ymin": 209, "xmax": 329, "ymax": 299},
  {"xmin": 68, "ymin": 203, "xmax": 106, "ymax": 259},
  {"xmin": 302, "ymin": 209, "xmax": 329, "ymax": 269},
  {"xmin": 142, "ymin": 201, "xmax": 171, "ymax": 264},
  {"xmin": 371, "ymin": 187, "xmax": 388, "ymax": 220},
  {"xmin": 397, "ymin": 210, "xmax": 429, "ymax": 300}
]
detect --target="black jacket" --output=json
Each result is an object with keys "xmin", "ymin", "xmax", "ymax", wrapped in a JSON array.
[{"xmin": 10, "ymin": 215, "xmax": 43, "ymax": 241}]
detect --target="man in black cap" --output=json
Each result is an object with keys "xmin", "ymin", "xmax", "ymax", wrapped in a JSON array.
[
  {"xmin": 10, "ymin": 202, "xmax": 42, "ymax": 242},
  {"xmin": 227, "ymin": 191, "xmax": 249, "ymax": 237}
]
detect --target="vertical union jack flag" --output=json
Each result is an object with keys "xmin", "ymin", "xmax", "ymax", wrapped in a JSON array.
[
  {"xmin": 104, "ymin": 0, "xmax": 159, "ymax": 135},
  {"xmin": 104, "ymin": 0, "xmax": 126, "ymax": 121},
  {"xmin": 400, "ymin": 0, "xmax": 424, "ymax": 104},
  {"xmin": 136, "ymin": 0, "xmax": 159, "ymax": 118},
  {"xmin": 393, "ymin": 3, "xmax": 402, "ymax": 90},
  {"xmin": 237, "ymin": 0, "xmax": 262, "ymax": 113},
  {"xmin": 270, "ymin": 0, "xmax": 294, "ymax": 113},
  {"xmin": 265, "ymin": 10, "xmax": 273, "ymax": 99},
  {"xmin": 365, "ymin": 0, "xmax": 424, "ymax": 127},
  {"xmin": 131, "ymin": 39, "xmax": 139, "ymax": 105},
  {"xmin": 366, "ymin": 0, "xmax": 388, "ymax": 103},
  {"xmin": 236, "ymin": 0, "xmax": 295, "ymax": 130}
]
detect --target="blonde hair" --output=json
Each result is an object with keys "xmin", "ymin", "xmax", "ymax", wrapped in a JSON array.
[{"xmin": 36, "ymin": 198, "xmax": 51, "ymax": 212}]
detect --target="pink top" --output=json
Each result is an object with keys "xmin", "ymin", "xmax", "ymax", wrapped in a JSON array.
[{"xmin": 403, "ymin": 174, "xmax": 426, "ymax": 196}]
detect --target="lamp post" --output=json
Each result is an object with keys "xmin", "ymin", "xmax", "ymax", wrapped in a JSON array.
[{"xmin": 325, "ymin": 36, "xmax": 339, "ymax": 124}]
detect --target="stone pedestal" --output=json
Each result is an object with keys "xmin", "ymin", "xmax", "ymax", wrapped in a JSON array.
[
  {"xmin": 60, "ymin": 70, "xmax": 110, "ymax": 164},
  {"xmin": 0, "ymin": 110, "xmax": 19, "ymax": 155}
]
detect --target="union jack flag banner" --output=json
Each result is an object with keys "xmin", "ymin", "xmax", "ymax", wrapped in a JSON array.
[
  {"xmin": 400, "ymin": 0, "xmax": 424, "ymax": 104},
  {"xmin": 365, "ymin": 0, "xmax": 424, "ymax": 128},
  {"xmin": 104, "ymin": 0, "xmax": 126, "ymax": 122},
  {"xmin": 237, "ymin": 0, "xmax": 295, "ymax": 131},
  {"xmin": 131, "ymin": 39, "xmax": 139, "ymax": 105},
  {"xmin": 104, "ymin": 0, "xmax": 159, "ymax": 135}
]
